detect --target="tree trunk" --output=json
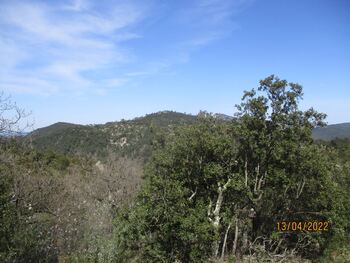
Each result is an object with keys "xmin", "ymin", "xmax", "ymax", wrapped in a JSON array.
[
  {"xmin": 221, "ymin": 223, "xmax": 231, "ymax": 260},
  {"xmin": 242, "ymin": 229, "xmax": 248, "ymax": 254},
  {"xmin": 244, "ymin": 156, "xmax": 248, "ymax": 187},
  {"xmin": 213, "ymin": 187, "xmax": 224, "ymax": 228},
  {"xmin": 232, "ymin": 216, "xmax": 239, "ymax": 255},
  {"xmin": 210, "ymin": 179, "xmax": 231, "ymax": 258}
]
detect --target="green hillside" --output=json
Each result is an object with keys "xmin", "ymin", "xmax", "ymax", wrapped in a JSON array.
[
  {"xmin": 3, "ymin": 77, "xmax": 350, "ymax": 262},
  {"xmin": 26, "ymin": 113, "xmax": 350, "ymax": 160},
  {"xmin": 312, "ymin": 122, "xmax": 350, "ymax": 141},
  {"xmin": 26, "ymin": 111, "xmax": 197, "ymax": 159}
]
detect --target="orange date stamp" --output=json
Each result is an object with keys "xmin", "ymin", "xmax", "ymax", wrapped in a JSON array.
[{"xmin": 277, "ymin": 221, "xmax": 330, "ymax": 232}]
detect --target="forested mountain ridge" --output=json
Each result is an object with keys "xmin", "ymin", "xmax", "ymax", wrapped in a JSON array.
[
  {"xmin": 25, "ymin": 111, "xmax": 349, "ymax": 159},
  {"xmin": 111, "ymin": 76, "xmax": 350, "ymax": 262},
  {"xmin": 2, "ymin": 76, "xmax": 350, "ymax": 262},
  {"xmin": 312, "ymin": 122, "xmax": 350, "ymax": 141},
  {"xmin": 24, "ymin": 111, "xmax": 211, "ymax": 159}
]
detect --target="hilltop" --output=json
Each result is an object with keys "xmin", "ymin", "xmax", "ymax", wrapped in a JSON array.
[
  {"xmin": 25, "ymin": 111, "xmax": 350, "ymax": 160},
  {"xmin": 25, "ymin": 111, "xmax": 198, "ymax": 159},
  {"xmin": 312, "ymin": 122, "xmax": 350, "ymax": 141}
]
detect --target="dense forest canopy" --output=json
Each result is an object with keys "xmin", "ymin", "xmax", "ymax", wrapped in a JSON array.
[
  {"xmin": 1, "ymin": 76, "xmax": 350, "ymax": 262},
  {"xmin": 112, "ymin": 75, "xmax": 350, "ymax": 262}
]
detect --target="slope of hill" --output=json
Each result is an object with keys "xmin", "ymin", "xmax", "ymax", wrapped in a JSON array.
[
  {"xmin": 26, "ymin": 111, "xmax": 197, "ymax": 159},
  {"xmin": 26, "ymin": 111, "xmax": 350, "ymax": 159},
  {"xmin": 312, "ymin": 123, "xmax": 350, "ymax": 141}
]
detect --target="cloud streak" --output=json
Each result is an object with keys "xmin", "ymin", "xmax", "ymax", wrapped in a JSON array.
[
  {"xmin": 0, "ymin": 0, "xmax": 146, "ymax": 95},
  {"xmin": 0, "ymin": 0, "xmax": 249, "ymax": 96}
]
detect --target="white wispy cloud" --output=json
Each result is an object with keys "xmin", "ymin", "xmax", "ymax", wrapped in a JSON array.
[
  {"xmin": 0, "ymin": 0, "xmax": 250, "ymax": 96},
  {"xmin": 177, "ymin": 0, "xmax": 248, "ymax": 46},
  {"xmin": 0, "ymin": 0, "xmax": 146, "ymax": 95},
  {"xmin": 133, "ymin": 0, "xmax": 251, "ymax": 74},
  {"xmin": 63, "ymin": 0, "xmax": 91, "ymax": 12},
  {"xmin": 0, "ymin": 75, "xmax": 58, "ymax": 96}
]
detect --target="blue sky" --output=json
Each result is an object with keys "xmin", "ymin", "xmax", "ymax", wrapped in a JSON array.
[{"xmin": 0, "ymin": 0, "xmax": 349, "ymax": 129}]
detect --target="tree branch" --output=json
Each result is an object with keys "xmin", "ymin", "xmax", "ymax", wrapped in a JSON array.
[{"xmin": 188, "ymin": 187, "xmax": 197, "ymax": 201}]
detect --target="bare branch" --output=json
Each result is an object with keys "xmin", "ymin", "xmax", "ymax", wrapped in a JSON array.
[
  {"xmin": 0, "ymin": 91, "xmax": 33, "ymax": 135},
  {"xmin": 221, "ymin": 223, "xmax": 231, "ymax": 259},
  {"xmin": 296, "ymin": 177, "xmax": 306, "ymax": 199},
  {"xmin": 188, "ymin": 187, "xmax": 197, "ymax": 201},
  {"xmin": 244, "ymin": 155, "xmax": 248, "ymax": 187}
]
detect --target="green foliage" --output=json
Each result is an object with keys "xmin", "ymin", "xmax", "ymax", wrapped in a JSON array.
[
  {"xmin": 114, "ymin": 116, "xmax": 233, "ymax": 262},
  {"xmin": 1, "ymin": 135, "xmax": 146, "ymax": 262},
  {"xmin": 2, "ymin": 76, "xmax": 350, "ymax": 262},
  {"xmin": 113, "ymin": 75, "xmax": 350, "ymax": 262},
  {"xmin": 25, "ymin": 111, "xmax": 198, "ymax": 161},
  {"xmin": 316, "ymin": 138, "xmax": 350, "ymax": 163},
  {"xmin": 0, "ymin": 162, "xmax": 16, "ymax": 262},
  {"xmin": 313, "ymin": 123, "xmax": 350, "ymax": 141},
  {"xmin": 0, "ymin": 143, "xmax": 59, "ymax": 262},
  {"xmin": 232, "ymin": 76, "xmax": 345, "ymax": 258}
]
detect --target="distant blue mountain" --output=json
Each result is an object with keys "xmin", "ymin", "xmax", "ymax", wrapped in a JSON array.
[
  {"xmin": 14, "ymin": 112, "xmax": 350, "ymax": 159},
  {"xmin": 312, "ymin": 123, "xmax": 350, "ymax": 141},
  {"xmin": 0, "ymin": 130, "xmax": 29, "ymax": 137}
]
